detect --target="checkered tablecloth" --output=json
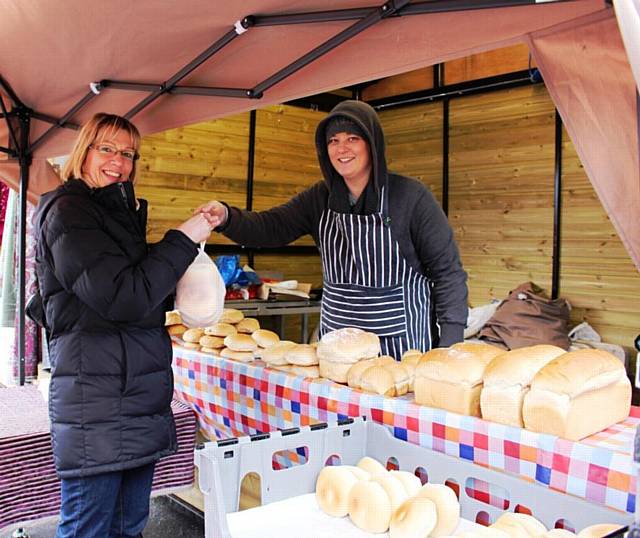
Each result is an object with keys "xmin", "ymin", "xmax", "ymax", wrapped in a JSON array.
[{"xmin": 172, "ymin": 345, "xmax": 638, "ymax": 515}]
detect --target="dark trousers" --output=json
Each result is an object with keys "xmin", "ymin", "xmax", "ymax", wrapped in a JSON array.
[{"xmin": 56, "ymin": 462, "xmax": 156, "ymax": 538}]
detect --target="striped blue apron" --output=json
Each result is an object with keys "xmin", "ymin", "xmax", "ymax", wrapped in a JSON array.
[{"xmin": 318, "ymin": 186, "xmax": 432, "ymax": 358}]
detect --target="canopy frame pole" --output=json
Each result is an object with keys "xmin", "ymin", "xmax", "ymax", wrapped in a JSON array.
[{"xmin": 551, "ymin": 109, "xmax": 563, "ymax": 300}]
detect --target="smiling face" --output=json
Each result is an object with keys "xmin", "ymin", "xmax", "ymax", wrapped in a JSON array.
[
  {"xmin": 81, "ymin": 128, "xmax": 136, "ymax": 188},
  {"xmin": 327, "ymin": 132, "xmax": 372, "ymax": 195}
]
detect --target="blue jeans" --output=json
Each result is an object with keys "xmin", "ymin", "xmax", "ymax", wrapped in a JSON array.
[{"xmin": 56, "ymin": 462, "xmax": 156, "ymax": 538}]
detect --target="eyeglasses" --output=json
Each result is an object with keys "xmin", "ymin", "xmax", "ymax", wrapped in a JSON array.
[{"xmin": 89, "ymin": 143, "xmax": 139, "ymax": 161}]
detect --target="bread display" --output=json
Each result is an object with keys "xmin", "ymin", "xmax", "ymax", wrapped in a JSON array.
[
  {"xmin": 414, "ymin": 342, "xmax": 505, "ymax": 416},
  {"xmin": 219, "ymin": 308, "xmax": 244, "ymax": 324},
  {"xmin": 236, "ymin": 317, "xmax": 260, "ymax": 334},
  {"xmin": 522, "ymin": 349, "xmax": 631, "ymax": 440},
  {"xmin": 480, "ymin": 344, "xmax": 566, "ymax": 427}
]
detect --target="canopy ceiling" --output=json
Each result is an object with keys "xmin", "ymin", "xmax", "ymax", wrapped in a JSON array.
[{"xmin": 0, "ymin": 0, "xmax": 638, "ymax": 268}]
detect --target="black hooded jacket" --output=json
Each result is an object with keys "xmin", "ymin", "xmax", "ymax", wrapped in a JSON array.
[
  {"xmin": 219, "ymin": 100, "xmax": 468, "ymax": 345},
  {"xmin": 34, "ymin": 178, "xmax": 198, "ymax": 478}
]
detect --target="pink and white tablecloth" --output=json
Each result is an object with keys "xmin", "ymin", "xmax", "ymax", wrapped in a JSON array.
[{"xmin": 173, "ymin": 345, "xmax": 638, "ymax": 517}]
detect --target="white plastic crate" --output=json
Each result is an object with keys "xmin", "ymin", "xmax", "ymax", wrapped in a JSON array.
[{"xmin": 195, "ymin": 418, "xmax": 633, "ymax": 538}]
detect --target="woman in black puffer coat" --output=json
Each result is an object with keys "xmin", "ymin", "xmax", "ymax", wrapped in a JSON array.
[{"xmin": 34, "ymin": 113, "xmax": 215, "ymax": 538}]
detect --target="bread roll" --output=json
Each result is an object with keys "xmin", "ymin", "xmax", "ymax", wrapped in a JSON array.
[
  {"xmin": 318, "ymin": 358, "xmax": 352, "ymax": 383},
  {"xmin": 389, "ymin": 470, "xmax": 422, "ymax": 496},
  {"xmin": 165, "ymin": 310, "xmax": 182, "ymax": 326},
  {"xmin": 494, "ymin": 513, "xmax": 547, "ymax": 537},
  {"xmin": 522, "ymin": 349, "xmax": 631, "ymax": 440},
  {"xmin": 284, "ymin": 344, "xmax": 318, "ymax": 366},
  {"xmin": 348, "ymin": 480, "xmax": 392, "ymax": 533},
  {"xmin": 401, "ymin": 349, "xmax": 422, "ymax": 364},
  {"xmin": 182, "ymin": 328, "xmax": 205, "ymax": 343},
  {"xmin": 200, "ymin": 346, "xmax": 221, "ymax": 356},
  {"xmin": 347, "ymin": 358, "xmax": 377, "ymax": 389},
  {"xmin": 415, "ymin": 483, "xmax": 460, "ymax": 536},
  {"xmin": 181, "ymin": 341, "xmax": 200, "ymax": 350},
  {"xmin": 275, "ymin": 364, "xmax": 320, "ymax": 379},
  {"xmin": 356, "ymin": 456, "xmax": 386, "ymax": 476},
  {"xmin": 236, "ymin": 317, "xmax": 260, "ymax": 334},
  {"xmin": 167, "ymin": 324, "xmax": 188, "ymax": 337},
  {"xmin": 261, "ymin": 341, "xmax": 296, "ymax": 366},
  {"xmin": 414, "ymin": 343, "xmax": 504, "ymax": 416},
  {"xmin": 577, "ymin": 524, "xmax": 624, "ymax": 537},
  {"xmin": 315, "ymin": 465, "xmax": 360, "ymax": 517},
  {"xmin": 224, "ymin": 333, "xmax": 258, "ymax": 352},
  {"xmin": 545, "ymin": 530, "xmax": 576, "ymax": 537},
  {"xmin": 370, "ymin": 473, "xmax": 409, "ymax": 513},
  {"xmin": 220, "ymin": 347, "xmax": 254, "ymax": 363},
  {"xmin": 387, "ymin": 362, "xmax": 411, "ymax": 396},
  {"xmin": 389, "ymin": 496, "xmax": 437, "ymax": 538},
  {"xmin": 360, "ymin": 365, "xmax": 395, "ymax": 396},
  {"xmin": 199, "ymin": 335, "xmax": 225, "ymax": 349},
  {"xmin": 219, "ymin": 308, "xmax": 244, "ymax": 324},
  {"xmin": 481, "ymin": 344, "xmax": 565, "ymax": 427},
  {"xmin": 252, "ymin": 329, "xmax": 280, "ymax": 348},
  {"xmin": 317, "ymin": 328, "xmax": 381, "ymax": 363},
  {"xmin": 204, "ymin": 323, "xmax": 237, "ymax": 337}
]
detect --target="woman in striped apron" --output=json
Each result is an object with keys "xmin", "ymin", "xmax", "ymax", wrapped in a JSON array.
[{"xmin": 200, "ymin": 100, "xmax": 468, "ymax": 357}]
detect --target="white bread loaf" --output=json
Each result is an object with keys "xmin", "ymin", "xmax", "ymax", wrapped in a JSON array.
[
  {"xmin": 481, "ymin": 344, "xmax": 566, "ymax": 427},
  {"xmin": 317, "ymin": 328, "xmax": 380, "ymax": 363},
  {"xmin": 318, "ymin": 358, "xmax": 352, "ymax": 383},
  {"xmin": 347, "ymin": 358, "xmax": 378, "ymax": 389},
  {"xmin": 522, "ymin": 349, "xmax": 631, "ymax": 440},
  {"xmin": 360, "ymin": 365, "xmax": 395, "ymax": 396},
  {"xmin": 414, "ymin": 342, "xmax": 505, "ymax": 416}
]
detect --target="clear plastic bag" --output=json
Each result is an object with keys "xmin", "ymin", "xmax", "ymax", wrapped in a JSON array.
[{"xmin": 175, "ymin": 243, "xmax": 225, "ymax": 328}]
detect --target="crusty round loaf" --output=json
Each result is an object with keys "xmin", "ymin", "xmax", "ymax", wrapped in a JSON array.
[
  {"xmin": 275, "ymin": 364, "xmax": 320, "ymax": 379},
  {"xmin": 224, "ymin": 333, "xmax": 258, "ymax": 352},
  {"xmin": 415, "ymin": 483, "xmax": 460, "ymax": 536},
  {"xmin": 348, "ymin": 480, "xmax": 392, "ymax": 534},
  {"xmin": 347, "ymin": 358, "xmax": 377, "ymax": 389},
  {"xmin": 165, "ymin": 310, "xmax": 182, "ymax": 326},
  {"xmin": 315, "ymin": 465, "xmax": 360, "ymax": 517},
  {"xmin": 236, "ymin": 317, "xmax": 260, "ymax": 334},
  {"xmin": 318, "ymin": 358, "xmax": 352, "ymax": 383},
  {"xmin": 252, "ymin": 329, "xmax": 280, "ymax": 348},
  {"xmin": 577, "ymin": 524, "xmax": 624, "ymax": 537},
  {"xmin": 204, "ymin": 323, "xmax": 237, "ymax": 337},
  {"xmin": 360, "ymin": 365, "xmax": 395, "ymax": 396},
  {"xmin": 167, "ymin": 324, "xmax": 188, "ymax": 337},
  {"xmin": 389, "ymin": 496, "xmax": 437, "ymax": 538},
  {"xmin": 219, "ymin": 308, "xmax": 244, "ymax": 324},
  {"xmin": 199, "ymin": 335, "xmax": 225, "ymax": 349},
  {"xmin": 262, "ymin": 341, "xmax": 297, "ymax": 366},
  {"xmin": 285, "ymin": 344, "xmax": 318, "ymax": 366},
  {"xmin": 317, "ymin": 328, "xmax": 381, "ymax": 363},
  {"xmin": 182, "ymin": 328, "xmax": 204, "ymax": 343},
  {"xmin": 220, "ymin": 347, "xmax": 254, "ymax": 363}
]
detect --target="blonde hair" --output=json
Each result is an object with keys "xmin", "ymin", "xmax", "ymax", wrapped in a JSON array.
[{"xmin": 62, "ymin": 113, "xmax": 141, "ymax": 183}]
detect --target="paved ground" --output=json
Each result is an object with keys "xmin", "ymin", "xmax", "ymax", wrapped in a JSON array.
[{"xmin": 1, "ymin": 496, "xmax": 204, "ymax": 538}]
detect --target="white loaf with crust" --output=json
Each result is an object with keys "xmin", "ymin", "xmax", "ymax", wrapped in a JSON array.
[
  {"xmin": 317, "ymin": 328, "xmax": 380, "ymax": 364},
  {"xmin": 480, "ymin": 344, "xmax": 566, "ymax": 427},
  {"xmin": 414, "ymin": 342, "xmax": 505, "ymax": 416},
  {"xmin": 522, "ymin": 349, "xmax": 631, "ymax": 440}
]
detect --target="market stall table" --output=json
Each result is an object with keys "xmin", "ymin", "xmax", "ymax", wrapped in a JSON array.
[
  {"xmin": 173, "ymin": 344, "xmax": 638, "ymax": 524},
  {"xmin": 0, "ymin": 385, "xmax": 197, "ymax": 533}
]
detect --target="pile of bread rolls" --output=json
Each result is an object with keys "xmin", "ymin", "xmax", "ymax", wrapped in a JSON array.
[
  {"xmin": 414, "ymin": 342, "xmax": 631, "ymax": 441},
  {"xmin": 315, "ymin": 456, "xmax": 624, "ymax": 537},
  {"xmin": 315, "ymin": 455, "xmax": 460, "ymax": 536},
  {"xmin": 262, "ymin": 341, "xmax": 320, "ymax": 379}
]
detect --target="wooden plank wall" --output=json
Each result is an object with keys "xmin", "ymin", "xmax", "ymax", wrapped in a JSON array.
[{"xmin": 379, "ymin": 85, "xmax": 640, "ymax": 351}]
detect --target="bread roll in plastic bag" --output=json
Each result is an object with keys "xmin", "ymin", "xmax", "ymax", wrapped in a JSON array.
[{"xmin": 175, "ymin": 243, "xmax": 225, "ymax": 328}]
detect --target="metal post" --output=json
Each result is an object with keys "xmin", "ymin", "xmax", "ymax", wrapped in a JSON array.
[
  {"xmin": 442, "ymin": 98, "xmax": 450, "ymax": 216},
  {"xmin": 551, "ymin": 109, "xmax": 562, "ymax": 300},
  {"xmin": 246, "ymin": 110, "xmax": 257, "ymax": 268}
]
